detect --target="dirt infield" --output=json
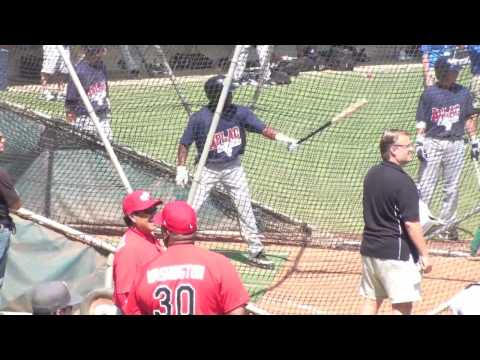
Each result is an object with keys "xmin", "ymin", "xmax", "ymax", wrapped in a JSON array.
[
  {"xmin": 207, "ymin": 242, "xmax": 480, "ymax": 315},
  {"xmin": 99, "ymin": 235, "xmax": 479, "ymax": 315}
]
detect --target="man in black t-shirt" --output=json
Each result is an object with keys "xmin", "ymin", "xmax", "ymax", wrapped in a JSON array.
[
  {"xmin": 360, "ymin": 129, "xmax": 432, "ymax": 315},
  {"xmin": 0, "ymin": 131, "xmax": 21, "ymax": 287}
]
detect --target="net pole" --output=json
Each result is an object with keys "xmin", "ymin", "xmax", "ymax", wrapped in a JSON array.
[
  {"xmin": 187, "ymin": 45, "xmax": 243, "ymax": 204},
  {"xmin": 56, "ymin": 45, "xmax": 133, "ymax": 194},
  {"xmin": 153, "ymin": 45, "xmax": 193, "ymax": 116}
]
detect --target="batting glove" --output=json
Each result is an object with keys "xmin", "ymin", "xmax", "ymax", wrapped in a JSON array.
[
  {"xmin": 287, "ymin": 140, "xmax": 299, "ymax": 152},
  {"xmin": 176, "ymin": 166, "xmax": 189, "ymax": 187},
  {"xmin": 275, "ymin": 133, "xmax": 299, "ymax": 152},
  {"xmin": 471, "ymin": 138, "xmax": 479, "ymax": 161},
  {"xmin": 415, "ymin": 135, "xmax": 428, "ymax": 162}
]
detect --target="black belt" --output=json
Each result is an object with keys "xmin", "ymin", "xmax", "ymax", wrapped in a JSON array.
[{"xmin": 0, "ymin": 223, "xmax": 14, "ymax": 232}]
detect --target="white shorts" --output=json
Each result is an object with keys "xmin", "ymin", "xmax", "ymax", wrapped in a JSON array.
[
  {"xmin": 42, "ymin": 45, "xmax": 70, "ymax": 74},
  {"xmin": 360, "ymin": 255, "xmax": 422, "ymax": 304}
]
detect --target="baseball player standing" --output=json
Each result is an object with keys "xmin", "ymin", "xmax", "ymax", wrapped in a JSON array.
[
  {"xmin": 112, "ymin": 190, "xmax": 164, "ymax": 313},
  {"xmin": 41, "ymin": 45, "xmax": 71, "ymax": 101},
  {"xmin": 65, "ymin": 46, "xmax": 113, "ymax": 140},
  {"xmin": 420, "ymin": 45, "xmax": 456, "ymax": 87},
  {"xmin": 233, "ymin": 45, "xmax": 272, "ymax": 85},
  {"xmin": 416, "ymin": 57, "xmax": 478, "ymax": 240},
  {"xmin": 176, "ymin": 75, "xmax": 299, "ymax": 269},
  {"xmin": 124, "ymin": 200, "xmax": 250, "ymax": 315}
]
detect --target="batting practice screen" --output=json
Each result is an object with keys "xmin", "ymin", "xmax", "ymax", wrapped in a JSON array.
[{"xmin": 0, "ymin": 45, "xmax": 479, "ymax": 314}]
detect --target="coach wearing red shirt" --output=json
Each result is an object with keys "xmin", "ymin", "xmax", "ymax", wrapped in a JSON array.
[
  {"xmin": 124, "ymin": 200, "xmax": 250, "ymax": 315},
  {"xmin": 113, "ymin": 190, "xmax": 164, "ymax": 313}
]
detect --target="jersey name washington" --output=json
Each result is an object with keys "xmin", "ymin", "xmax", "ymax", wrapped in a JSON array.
[
  {"xmin": 147, "ymin": 264, "xmax": 206, "ymax": 284},
  {"xmin": 210, "ymin": 126, "xmax": 241, "ymax": 157},
  {"xmin": 431, "ymin": 104, "xmax": 460, "ymax": 131}
]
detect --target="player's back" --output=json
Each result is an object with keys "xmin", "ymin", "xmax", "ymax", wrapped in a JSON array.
[{"xmin": 133, "ymin": 243, "xmax": 249, "ymax": 315}]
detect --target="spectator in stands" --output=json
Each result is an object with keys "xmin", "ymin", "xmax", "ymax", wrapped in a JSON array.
[
  {"xmin": 0, "ymin": 46, "xmax": 11, "ymax": 91},
  {"xmin": 41, "ymin": 45, "xmax": 71, "ymax": 101},
  {"xmin": 31, "ymin": 281, "xmax": 83, "ymax": 315},
  {"xmin": 466, "ymin": 45, "xmax": 480, "ymax": 111},
  {"xmin": 360, "ymin": 129, "xmax": 432, "ymax": 315},
  {"xmin": 65, "ymin": 46, "xmax": 113, "ymax": 141},
  {"xmin": 0, "ymin": 131, "xmax": 21, "ymax": 288},
  {"xmin": 420, "ymin": 45, "xmax": 456, "ymax": 87},
  {"xmin": 233, "ymin": 45, "xmax": 273, "ymax": 86}
]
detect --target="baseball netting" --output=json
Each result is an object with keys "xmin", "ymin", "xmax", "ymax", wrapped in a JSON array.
[{"xmin": 1, "ymin": 45, "xmax": 479, "ymax": 314}]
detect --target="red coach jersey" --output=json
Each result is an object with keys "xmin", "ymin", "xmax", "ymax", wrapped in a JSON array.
[
  {"xmin": 125, "ymin": 243, "xmax": 250, "ymax": 315},
  {"xmin": 113, "ymin": 227, "xmax": 163, "ymax": 310}
]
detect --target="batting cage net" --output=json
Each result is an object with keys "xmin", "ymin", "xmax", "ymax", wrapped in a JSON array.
[{"xmin": 1, "ymin": 45, "xmax": 479, "ymax": 314}]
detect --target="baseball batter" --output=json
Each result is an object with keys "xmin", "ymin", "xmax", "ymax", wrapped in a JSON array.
[
  {"xmin": 420, "ymin": 45, "xmax": 456, "ymax": 87},
  {"xmin": 65, "ymin": 46, "xmax": 113, "ymax": 140},
  {"xmin": 41, "ymin": 45, "xmax": 71, "ymax": 101},
  {"xmin": 416, "ymin": 57, "xmax": 478, "ymax": 240},
  {"xmin": 124, "ymin": 201, "xmax": 250, "ymax": 315},
  {"xmin": 176, "ymin": 75, "xmax": 298, "ymax": 269}
]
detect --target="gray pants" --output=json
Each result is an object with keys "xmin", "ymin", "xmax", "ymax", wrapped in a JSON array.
[
  {"xmin": 119, "ymin": 45, "xmax": 151, "ymax": 72},
  {"xmin": 417, "ymin": 138, "xmax": 465, "ymax": 224},
  {"xmin": 233, "ymin": 45, "xmax": 272, "ymax": 82},
  {"xmin": 74, "ymin": 112, "xmax": 113, "ymax": 141},
  {"xmin": 191, "ymin": 159, "xmax": 264, "ymax": 256}
]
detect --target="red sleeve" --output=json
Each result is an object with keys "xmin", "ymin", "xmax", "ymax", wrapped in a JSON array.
[
  {"xmin": 113, "ymin": 247, "xmax": 138, "ymax": 295},
  {"xmin": 123, "ymin": 287, "xmax": 141, "ymax": 315},
  {"xmin": 114, "ymin": 292, "xmax": 129, "ymax": 313},
  {"xmin": 217, "ymin": 257, "xmax": 250, "ymax": 314}
]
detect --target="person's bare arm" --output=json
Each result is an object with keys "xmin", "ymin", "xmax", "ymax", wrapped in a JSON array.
[
  {"xmin": 226, "ymin": 305, "xmax": 247, "ymax": 315},
  {"xmin": 422, "ymin": 54, "xmax": 432, "ymax": 86},
  {"xmin": 9, "ymin": 199, "xmax": 21, "ymax": 211},
  {"xmin": 177, "ymin": 144, "xmax": 189, "ymax": 166},
  {"xmin": 404, "ymin": 221, "xmax": 432, "ymax": 273},
  {"xmin": 465, "ymin": 114, "xmax": 478, "ymax": 139}
]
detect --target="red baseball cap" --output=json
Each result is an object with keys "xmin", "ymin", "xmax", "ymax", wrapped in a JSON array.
[
  {"xmin": 153, "ymin": 200, "xmax": 197, "ymax": 235},
  {"xmin": 122, "ymin": 190, "xmax": 163, "ymax": 216}
]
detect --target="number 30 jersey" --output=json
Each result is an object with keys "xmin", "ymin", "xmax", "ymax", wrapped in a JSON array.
[{"xmin": 124, "ymin": 243, "xmax": 250, "ymax": 315}]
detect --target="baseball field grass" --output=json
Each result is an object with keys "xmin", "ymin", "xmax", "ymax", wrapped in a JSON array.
[
  {"xmin": 3, "ymin": 64, "xmax": 480, "ymax": 314},
  {"xmin": 2, "ymin": 66, "xmax": 479, "ymax": 241}
]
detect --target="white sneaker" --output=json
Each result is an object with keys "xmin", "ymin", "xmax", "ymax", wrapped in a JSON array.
[{"xmin": 56, "ymin": 93, "xmax": 66, "ymax": 101}]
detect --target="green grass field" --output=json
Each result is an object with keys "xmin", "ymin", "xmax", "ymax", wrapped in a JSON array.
[{"xmin": 2, "ymin": 66, "xmax": 480, "ymax": 239}]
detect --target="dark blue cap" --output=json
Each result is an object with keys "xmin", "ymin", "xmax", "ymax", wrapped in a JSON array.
[{"xmin": 435, "ymin": 57, "xmax": 461, "ymax": 73}]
